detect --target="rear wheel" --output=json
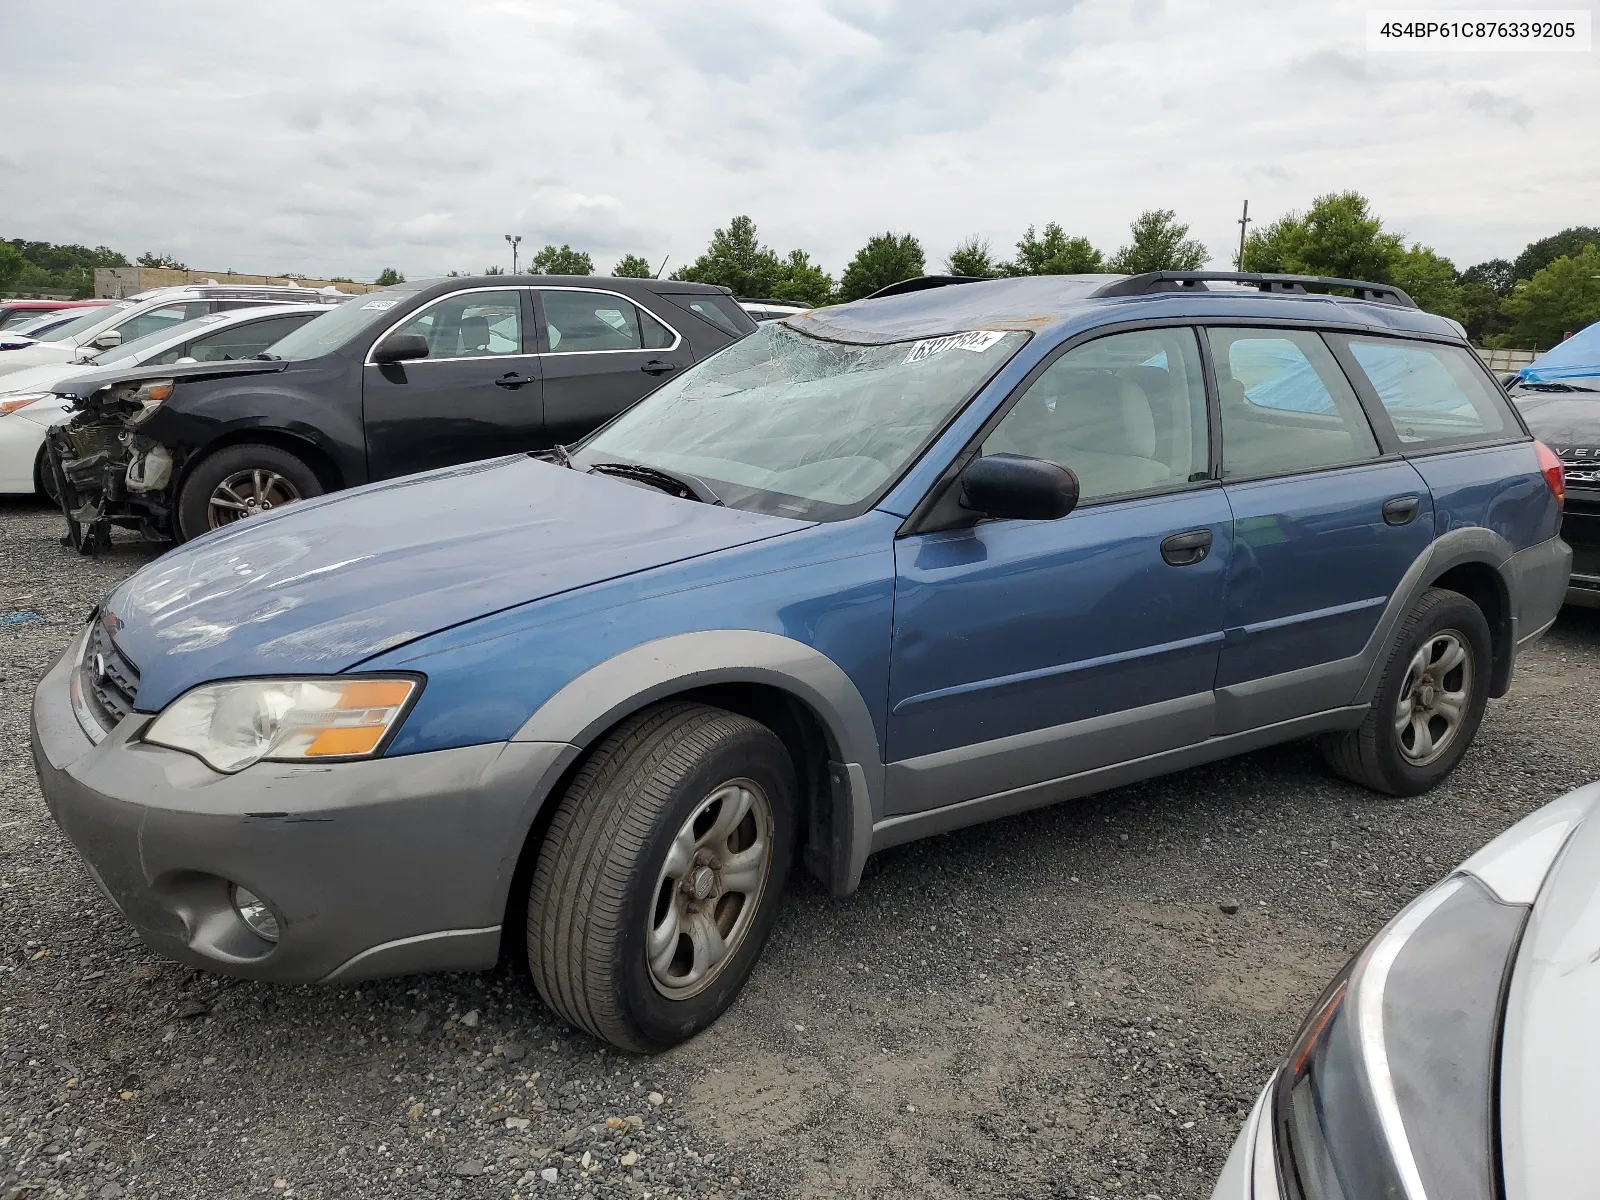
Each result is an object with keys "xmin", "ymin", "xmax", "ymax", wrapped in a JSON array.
[
  {"xmin": 1320, "ymin": 587, "xmax": 1492, "ymax": 796},
  {"xmin": 526, "ymin": 702, "xmax": 796, "ymax": 1052},
  {"xmin": 176, "ymin": 443, "xmax": 322, "ymax": 541}
]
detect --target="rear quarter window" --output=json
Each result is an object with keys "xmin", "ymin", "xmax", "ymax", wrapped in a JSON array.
[
  {"xmin": 1339, "ymin": 337, "xmax": 1518, "ymax": 449},
  {"xmin": 658, "ymin": 292, "xmax": 758, "ymax": 339}
]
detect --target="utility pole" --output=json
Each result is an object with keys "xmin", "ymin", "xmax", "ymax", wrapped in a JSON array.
[
  {"xmin": 1235, "ymin": 200, "xmax": 1252, "ymax": 271},
  {"xmin": 504, "ymin": 233, "xmax": 522, "ymax": 274}
]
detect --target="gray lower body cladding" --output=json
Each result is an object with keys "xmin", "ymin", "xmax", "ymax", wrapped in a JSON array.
[{"xmin": 30, "ymin": 643, "xmax": 574, "ymax": 982}]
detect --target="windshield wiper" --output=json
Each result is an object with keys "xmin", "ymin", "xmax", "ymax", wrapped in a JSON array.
[{"xmin": 587, "ymin": 460, "xmax": 723, "ymax": 505}]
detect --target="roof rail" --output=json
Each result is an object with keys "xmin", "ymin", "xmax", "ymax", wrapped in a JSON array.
[
  {"xmin": 866, "ymin": 274, "xmax": 985, "ymax": 300},
  {"xmin": 1091, "ymin": 271, "xmax": 1417, "ymax": 309}
]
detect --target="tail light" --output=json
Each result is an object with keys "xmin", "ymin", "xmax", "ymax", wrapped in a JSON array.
[{"xmin": 1535, "ymin": 440, "xmax": 1565, "ymax": 509}]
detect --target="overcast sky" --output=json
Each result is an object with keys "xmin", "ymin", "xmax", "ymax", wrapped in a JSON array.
[{"xmin": 3, "ymin": 0, "xmax": 1594, "ymax": 282}]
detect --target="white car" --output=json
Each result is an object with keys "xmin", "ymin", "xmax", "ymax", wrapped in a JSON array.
[
  {"xmin": 0, "ymin": 304, "xmax": 328, "ymax": 495},
  {"xmin": 738, "ymin": 298, "xmax": 810, "ymax": 322},
  {"xmin": 1214, "ymin": 779, "xmax": 1600, "ymax": 1200},
  {"xmin": 0, "ymin": 283, "xmax": 348, "ymax": 380}
]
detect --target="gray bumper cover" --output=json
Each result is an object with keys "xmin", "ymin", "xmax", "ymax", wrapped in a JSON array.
[{"xmin": 31, "ymin": 643, "xmax": 576, "ymax": 983}]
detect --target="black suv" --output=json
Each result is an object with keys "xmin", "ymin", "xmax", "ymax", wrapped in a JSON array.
[{"xmin": 47, "ymin": 276, "xmax": 756, "ymax": 547}]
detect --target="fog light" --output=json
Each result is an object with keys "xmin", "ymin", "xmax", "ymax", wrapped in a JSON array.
[{"xmin": 231, "ymin": 886, "xmax": 281, "ymax": 943}]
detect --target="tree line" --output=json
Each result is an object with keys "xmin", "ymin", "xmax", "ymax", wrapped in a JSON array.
[{"xmin": 12, "ymin": 192, "xmax": 1595, "ymax": 351}]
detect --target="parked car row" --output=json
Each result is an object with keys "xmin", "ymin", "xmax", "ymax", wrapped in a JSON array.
[
  {"xmin": 0, "ymin": 297, "xmax": 112, "ymax": 331},
  {"xmin": 40, "ymin": 275, "xmax": 755, "ymax": 547},
  {"xmin": 31, "ymin": 270, "xmax": 1570, "ymax": 1067}
]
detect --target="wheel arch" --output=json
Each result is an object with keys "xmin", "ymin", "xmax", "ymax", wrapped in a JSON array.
[
  {"xmin": 177, "ymin": 425, "xmax": 347, "ymax": 495},
  {"xmin": 510, "ymin": 630, "xmax": 883, "ymax": 899}
]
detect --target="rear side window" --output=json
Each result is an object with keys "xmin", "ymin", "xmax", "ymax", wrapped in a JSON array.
[
  {"xmin": 1342, "ymin": 338, "xmax": 1514, "ymax": 448},
  {"xmin": 1208, "ymin": 328, "xmax": 1381, "ymax": 480},
  {"xmin": 659, "ymin": 292, "xmax": 757, "ymax": 338},
  {"xmin": 541, "ymin": 290, "xmax": 656, "ymax": 352}
]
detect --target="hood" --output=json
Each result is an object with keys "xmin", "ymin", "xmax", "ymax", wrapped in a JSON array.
[
  {"xmin": 52, "ymin": 356, "xmax": 287, "ymax": 401},
  {"xmin": 1496, "ymin": 781, "xmax": 1600, "ymax": 1200},
  {"xmin": 0, "ymin": 340, "xmax": 80, "ymax": 377},
  {"xmin": 1512, "ymin": 390, "xmax": 1600, "ymax": 472},
  {"xmin": 104, "ymin": 455, "xmax": 807, "ymax": 710},
  {"xmin": 0, "ymin": 360, "xmax": 91, "ymax": 398}
]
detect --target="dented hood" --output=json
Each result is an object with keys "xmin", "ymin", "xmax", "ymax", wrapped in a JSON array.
[{"xmin": 104, "ymin": 455, "xmax": 806, "ymax": 711}]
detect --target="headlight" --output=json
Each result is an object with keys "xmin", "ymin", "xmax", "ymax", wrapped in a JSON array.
[
  {"xmin": 101, "ymin": 378, "xmax": 175, "ymax": 425},
  {"xmin": 143, "ymin": 676, "xmax": 420, "ymax": 773},
  {"xmin": 1272, "ymin": 874, "xmax": 1526, "ymax": 1200},
  {"xmin": 0, "ymin": 392, "xmax": 51, "ymax": 415}
]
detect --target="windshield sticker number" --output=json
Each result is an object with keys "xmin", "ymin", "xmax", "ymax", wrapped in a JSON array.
[
  {"xmin": 903, "ymin": 330, "xmax": 1007, "ymax": 365},
  {"xmin": 361, "ymin": 300, "xmax": 398, "ymax": 310}
]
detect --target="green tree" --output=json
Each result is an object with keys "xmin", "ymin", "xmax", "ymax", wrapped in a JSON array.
[
  {"xmin": 1500, "ymin": 244, "xmax": 1600, "ymax": 350},
  {"xmin": 375, "ymin": 268, "xmax": 405, "ymax": 286},
  {"xmin": 670, "ymin": 216, "xmax": 785, "ymax": 297},
  {"xmin": 0, "ymin": 243, "xmax": 24, "ymax": 291},
  {"xmin": 1242, "ymin": 192, "xmax": 1403, "ymax": 282},
  {"xmin": 999, "ymin": 224, "xmax": 1103, "ymax": 275},
  {"xmin": 1461, "ymin": 258, "xmax": 1514, "ymax": 296},
  {"xmin": 838, "ymin": 232, "xmax": 924, "ymax": 302},
  {"xmin": 137, "ymin": 251, "xmax": 188, "ymax": 269},
  {"xmin": 946, "ymin": 236, "xmax": 999, "ymax": 277},
  {"xmin": 612, "ymin": 254, "xmax": 654, "ymax": 278},
  {"xmin": 768, "ymin": 249, "xmax": 834, "ymax": 306},
  {"xmin": 1390, "ymin": 245, "xmax": 1462, "ymax": 319},
  {"xmin": 1512, "ymin": 227, "xmax": 1600, "ymax": 285},
  {"xmin": 529, "ymin": 244, "xmax": 593, "ymax": 275},
  {"xmin": 3, "ymin": 239, "xmax": 131, "ymax": 297},
  {"xmin": 1107, "ymin": 210, "xmax": 1208, "ymax": 274},
  {"xmin": 483, "ymin": 264, "xmax": 506, "ymax": 275}
]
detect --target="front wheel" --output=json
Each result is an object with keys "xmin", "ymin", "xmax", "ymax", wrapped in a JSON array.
[
  {"xmin": 1321, "ymin": 587, "xmax": 1492, "ymax": 796},
  {"xmin": 176, "ymin": 443, "xmax": 323, "ymax": 541},
  {"xmin": 527, "ymin": 703, "xmax": 796, "ymax": 1052}
]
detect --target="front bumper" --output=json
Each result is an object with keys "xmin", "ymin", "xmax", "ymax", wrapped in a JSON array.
[
  {"xmin": 1561, "ymin": 494, "xmax": 1600, "ymax": 608},
  {"xmin": 31, "ymin": 640, "xmax": 576, "ymax": 982},
  {"xmin": 1212, "ymin": 1079, "xmax": 1281, "ymax": 1200},
  {"xmin": 0, "ymin": 409, "xmax": 48, "ymax": 492}
]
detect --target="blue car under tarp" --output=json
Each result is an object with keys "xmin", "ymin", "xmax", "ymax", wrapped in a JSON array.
[{"xmin": 1520, "ymin": 320, "xmax": 1600, "ymax": 387}]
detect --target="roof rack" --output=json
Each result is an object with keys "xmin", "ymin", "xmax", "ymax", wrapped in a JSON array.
[
  {"xmin": 1091, "ymin": 271, "xmax": 1416, "ymax": 309},
  {"xmin": 866, "ymin": 274, "xmax": 985, "ymax": 300}
]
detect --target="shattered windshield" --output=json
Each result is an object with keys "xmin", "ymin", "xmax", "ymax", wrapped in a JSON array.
[{"xmin": 575, "ymin": 321, "xmax": 1027, "ymax": 520}]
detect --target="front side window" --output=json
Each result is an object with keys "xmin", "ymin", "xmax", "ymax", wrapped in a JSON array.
[
  {"xmin": 982, "ymin": 327, "xmax": 1209, "ymax": 503},
  {"xmin": 1209, "ymin": 328, "xmax": 1380, "ymax": 479},
  {"xmin": 391, "ymin": 290, "xmax": 523, "ymax": 359},
  {"xmin": 1343, "ymin": 338, "xmax": 1513, "ymax": 447},
  {"xmin": 577, "ymin": 322, "xmax": 1028, "ymax": 520},
  {"xmin": 114, "ymin": 303, "xmax": 201, "ymax": 343},
  {"xmin": 541, "ymin": 290, "xmax": 664, "ymax": 353}
]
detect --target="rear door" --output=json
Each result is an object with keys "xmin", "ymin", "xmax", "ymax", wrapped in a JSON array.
[
  {"xmin": 535, "ymin": 288, "xmax": 694, "ymax": 447},
  {"xmin": 1206, "ymin": 326, "xmax": 1434, "ymax": 730},
  {"xmin": 362, "ymin": 287, "xmax": 544, "ymax": 479}
]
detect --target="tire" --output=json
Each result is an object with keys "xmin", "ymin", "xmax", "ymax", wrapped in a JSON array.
[
  {"xmin": 1321, "ymin": 587, "xmax": 1493, "ymax": 796},
  {"xmin": 527, "ymin": 702, "xmax": 797, "ymax": 1053},
  {"xmin": 176, "ymin": 443, "xmax": 323, "ymax": 541},
  {"xmin": 32, "ymin": 444, "xmax": 59, "ymax": 506}
]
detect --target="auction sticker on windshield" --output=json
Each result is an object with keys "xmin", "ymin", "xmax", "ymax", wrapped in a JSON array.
[
  {"xmin": 903, "ymin": 330, "xmax": 1007, "ymax": 364},
  {"xmin": 361, "ymin": 300, "xmax": 398, "ymax": 310}
]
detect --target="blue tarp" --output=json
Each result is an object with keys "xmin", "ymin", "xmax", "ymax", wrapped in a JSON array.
[{"xmin": 1520, "ymin": 320, "xmax": 1600, "ymax": 384}]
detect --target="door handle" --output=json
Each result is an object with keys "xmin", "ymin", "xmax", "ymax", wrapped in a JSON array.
[
  {"xmin": 494, "ymin": 373, "xmax": 535, "ymax": 389},
  {"xmin": 1160, "ymin": 528, "xmax": 1213, "ymax": 566},
  {"xmin": 1382, "ymin": 496, "xmax": 1420, "ymax": 526},
  {"xmin": 641, "ymin": 359, "xmax": 677, "ymax": 376}
]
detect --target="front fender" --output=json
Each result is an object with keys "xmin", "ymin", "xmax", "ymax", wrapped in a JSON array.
[{"xmin": 512, "ymin": 629, "xmax": 882, "ymax": 895}]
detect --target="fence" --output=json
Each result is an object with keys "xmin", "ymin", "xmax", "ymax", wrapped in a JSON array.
[{"xmin": 1476, "ymin": 347, "xmax": 1538, "ymax": 373}]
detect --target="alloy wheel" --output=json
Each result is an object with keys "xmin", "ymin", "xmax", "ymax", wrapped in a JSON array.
[
  {"xmin": 647, "ymin": 778, "xmax": 774, "ymax": 1000},
  {"xmin": 1394, "ymin": 629, "xmax": 1473, "ymax": 767},
  {"xmin": 208, "ymin": 468, "xmax": 302, "ymax": 529}
]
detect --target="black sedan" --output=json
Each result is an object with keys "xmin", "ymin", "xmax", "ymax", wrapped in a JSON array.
[{"xmin": 45, "ymin": 276, "xmax": 756, "ymax": 548}]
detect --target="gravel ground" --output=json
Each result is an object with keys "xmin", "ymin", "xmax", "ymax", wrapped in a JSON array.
[{"xmin": 4, "ymin": 493, "xmax": 1598, "ymax": 1200}]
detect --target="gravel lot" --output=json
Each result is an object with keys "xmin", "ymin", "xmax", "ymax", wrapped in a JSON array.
[{"xmin": 4, "ymin": 493, "xmax": 1598, "ymax": 1200}]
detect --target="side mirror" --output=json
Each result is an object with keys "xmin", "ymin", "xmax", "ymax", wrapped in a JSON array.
[
  {"xmin": 90, "ymin": 330, "xmax": 122, "ymax": 349},
  {"xmin": 959, "ymin": 453, "xmax": 1079, "ymax": 521},
  {"xmin": 371, "ymin": 332, "xmax": 430, "ymax": 364}
]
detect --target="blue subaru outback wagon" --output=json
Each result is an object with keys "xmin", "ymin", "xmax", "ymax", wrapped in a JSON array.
[{"xmin": 32, "ymin": 271, "xmax": 1571, "ymax": 1051}]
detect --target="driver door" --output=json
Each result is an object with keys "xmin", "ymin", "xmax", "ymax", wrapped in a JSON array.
[
  {"xmin": 363, "ymin": 287, "xmax": 544, "ymax": 480},
  {"xmin": 885, "ymin": 326, "xmax": 1232, "ymax": 816}
]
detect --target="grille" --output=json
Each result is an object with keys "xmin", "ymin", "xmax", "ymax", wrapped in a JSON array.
[
  {"xmin": 65, "ymin": 423, "xmax": 124, "ymax": 461},
  {"xmin": 80, "ymin": 620, "xmax": 140, "ymax": 732}
]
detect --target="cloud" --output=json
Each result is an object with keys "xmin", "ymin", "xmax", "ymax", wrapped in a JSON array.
[{"xmin": 0, "ymin": 0, "xmax": 1593, "ymax": 279}]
